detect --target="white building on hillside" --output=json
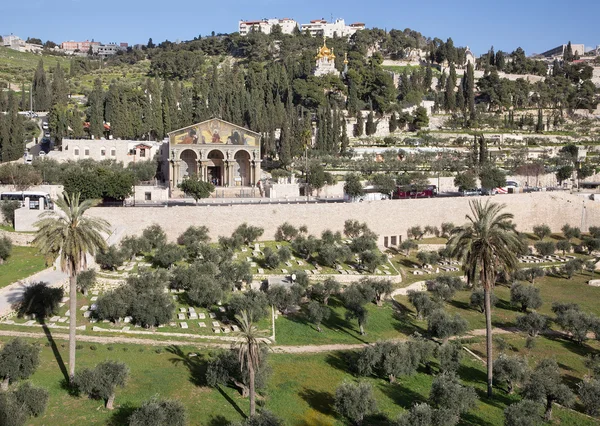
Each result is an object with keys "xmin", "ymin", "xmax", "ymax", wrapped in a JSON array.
[
  {"xmin": 239, "ymin": 18, "xmax": 298, "ymax": 36},
  {"xmin": 301, "ymin": 19, "xmax": 365, "ymax": 38},
  {"xmin": 49, "ymin": 139, "xmax": 168, "ymax": 168}
]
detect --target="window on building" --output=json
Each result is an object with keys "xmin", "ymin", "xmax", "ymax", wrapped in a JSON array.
[
  {"xmin": 111, "ymin": 148, "xmax": 116, "ymax": 157},
  {"xmin": 74, "ymin": 148, "xmax": 79, "ymax": 156},
  {"xmin": 84, "ymin": 148, "xmax": 90, "ymax": 156},
  {"xmin": 100, "ymin": 148, "xmax": 106, "ymax": 157},
  {"xmin": 145, "ymin": 192, "xmax": 152, "ymax": 201},
  {"xmin": 140, "ymin": 148, "xmax": 146, "ymax": 157}
]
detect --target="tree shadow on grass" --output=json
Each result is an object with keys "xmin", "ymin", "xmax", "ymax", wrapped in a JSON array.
[
  {"xmin": 390, "ymin": 307, "xmax": 426, "ymax": 336},
  {"xmin": 495, "ymin": 299, "xmax": 521, "ymax": 313},
  {"xmin": 166, "ymin": 345, "xmax": 208, "ymax": 387},
  {"xmin": 544, "ymin": 333, "xmax": 596, "ymax": 357},
  {"xmin": 41, "ymin": 321, "xmax": 69, "ymax": 384},
  {"xmin": 299, "ymin": 389, "xmax": 336, "ymax": 417},
  {"xmin": 205, "ymin": 415, "xmax": 231, "ymax": 426},
  {"xmin": 460, "ymin": 411, "xmax": 495, "ymax": 426},
  {"xmin": 166, "ymin": 346, "xmax": 247, "ymax": 420},
  {"xmin": 325, "ymin": 351, "xmax": 357, "ymax": 374},
  {"xmin": 378, "ymin": 380, "xmax": 427, "ymax": 410},
  {"xmin": 106, "ymin": 402, "xmax": 137, "ymax": 426},
  {"xmin": 448, "ymin": 299, "xmax": 471, "ymax": 311}
]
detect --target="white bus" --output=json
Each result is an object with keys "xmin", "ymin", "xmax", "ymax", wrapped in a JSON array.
[{"xmin": 0, "ymin": 191, "xmax": 54, "ymax": 209}]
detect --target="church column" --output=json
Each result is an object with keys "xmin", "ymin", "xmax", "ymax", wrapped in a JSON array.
[
  {"xmin": 201, "ymin": 162, "xmax": 208, "ymax": 182},
  {"xmin": 250, "ymin": 161, "xmax": 255, "ymax": 186}
]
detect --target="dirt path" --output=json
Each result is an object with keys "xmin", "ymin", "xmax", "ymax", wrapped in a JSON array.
[{"xmin": 0, "ymin": 329, "xmax": 367, "ymax": 353}]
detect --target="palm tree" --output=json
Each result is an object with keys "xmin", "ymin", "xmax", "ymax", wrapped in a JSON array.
[
  {"xmin": 447, "ymin": 199, "xmax": 524, "ymax": 398},
  {"xmin": 233, "ymin": 310, "xmax": 270, "ymax": 416},
  {"xmin": 33, "ymin": 192, "xmax": 109, "ymax": 381}
]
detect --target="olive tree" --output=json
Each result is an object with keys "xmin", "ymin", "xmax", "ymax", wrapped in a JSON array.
[
  {"xmin": 408, "ymin": 291, "xmax": 438, "ymax": 320},
  {"xmin": 307, "ymin": 300, "xmax": 330, "ymax": 332},
  {"xmin": 578, "ymin": 378, "xmax": 600, "ymax": 416},
  {"xmin": 76, "ymin": 269, "xmax": 96, "ymax": 296},
  {"xmin": 469, "ymin": 288, "xmax": 498, "ymax": 313},
  {"xmin": 493, "ymin": 355, "xmax": 529, "ymax": 394},
  {"xmin": 523, "ymin": 359, "xmax": 575, "ymax": 421},
  {"xmin": 342, "ymin": 283, "xmax": 376, "ymax": 335},
  {"xmin": 504, "ymin": 400, "xmax": 542, "ymax": 426},
  {"xmin": 428, "ymin": 309, "xmax": 468, "ymax": 343},
  {"xmin": 516, "ymin": 312, "xmax": 548, "ymax": 338},
  {"xmin": 74, "ymin": 361, "xmax": 129, "ymax": 410},
  {"xmin": 532, "ymin": 224, "xmax": 551, "ymax": 241},
  {"xmin": 334, "ymin": 381, "xmax": 377, "ymax": 425},
  {"xmin": 428, "ymin": 373, "xmax": 478, "ymax": 415},
  {"xmin": 128, "ymin": 397, "xmax": 187, "ymax": 426},
  {"xmin": 0, "ymin": 339, "xmax": 40, "ymax": 390},
  {"xmin": 510, "ymin": 282, "xmax": 542, "ymax": 312}
]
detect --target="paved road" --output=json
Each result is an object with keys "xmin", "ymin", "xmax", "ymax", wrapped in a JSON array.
[{"xmin": 0, "ymin": 266, "xmax": 68, "ymax": 317}]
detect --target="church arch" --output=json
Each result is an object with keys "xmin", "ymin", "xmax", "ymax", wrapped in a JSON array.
[{"xmin": 180, "ymin": 149, "xmax": 198, "ymax": 180}]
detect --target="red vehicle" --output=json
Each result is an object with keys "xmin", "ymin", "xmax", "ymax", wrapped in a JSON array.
[{"xmin": 394, "ymin": 185, "xmax": 437, "ymax": 199}]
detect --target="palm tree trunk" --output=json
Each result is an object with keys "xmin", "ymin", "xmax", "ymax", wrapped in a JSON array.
[
  {"xmin": 249, "ymin": 362, "xmax": 256, "ymax": 416},
  {"xmin": 484, "ymin": 286, "xmax": 493, "ymax": 398},
  {"xmin": 69, "ymin": 273, "xmax": 77, "ymax": 382}
]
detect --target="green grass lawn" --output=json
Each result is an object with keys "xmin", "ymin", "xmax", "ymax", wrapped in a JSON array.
[
  {"xmin": 0, "ymin": 246, "xmax": 47, "ymax": 289},
  {"xmin": 395, "ymin": 272, "xmax": 600, "ymax": 331},
  {"xmin": 274, "ymin": 297, "xmax": 412, "ymax": 346},
  {"xmin": 1, "ymin": 336, "xmax": 595, "ymax": 426}
]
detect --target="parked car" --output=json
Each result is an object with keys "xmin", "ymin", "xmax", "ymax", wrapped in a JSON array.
[
  {"xmin": 42, "ymin": 123, "xmax": 49, "ymax": 130},
  {"xmin": 461, "ymin": 188, "xmax": 481, "ymax": 196},
  {"xmin": 44, "ymin": 131, "xmax": 50, "ymax": 138},
  {"xmin": 480, "ymin": 188, "xmax": 497, "ymax": 196}
]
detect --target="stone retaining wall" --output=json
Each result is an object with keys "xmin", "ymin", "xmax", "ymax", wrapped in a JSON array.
[{"xmin": 65, "ymin": 192, "xmax": 600, "ymax": 247}]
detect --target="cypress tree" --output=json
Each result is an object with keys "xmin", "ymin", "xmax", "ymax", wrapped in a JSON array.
[
  {"xmin": 564, "ymin": 41, "xmax": 574, "ymax": 62},
  {"xmin": 162, "ymin": 80, "xmax": 175, "ymax": 134},
  {"xmin": 19, "ymin": 84, "xmax": 27, "ymax": 111},
  {"xmin": 353, "ymin": 111, "xmax": 364, "ymax": 137},
  {"xmin": 456, "ymin": 85, "xmax": 465, "ymax": 112},
  {"xmin": 331, "ymin": 104, "xmax": 341, "ymax": 154},
  {"xmin": 51, "ymin": 63, "xmax": 68, "ymax": 107},
  {"xmin": 444, "ymin": 77, "xmax": 456, "ymax": 112},
  {"xmin": 32, "ymin": 60, "xmax": 50, "ymax": 111},
  {"xmin": 347, "ymin": 77, "xmax": 360, "ymax": 115},
  {"xmin": 104, "ymin": 83, "xmax": 122, "ymax": 137},
  {"xmin": 70, "ymin": 105, "xmax": 85, "ymax": 138},
  {"xmin": 1, "ymin": 92, "xmax": 25, "ymax": 161},
  {"xmin": 340, "ymin": 119, "xmax": 350, "ymax": 155},
  {"xmin": 278, "ymin": 118, "xmax": 292, "ymax": 167},
  {"xmin": 536, "ymin": 109, "xmax": 544, "ymax": 133},
  {"xmin": 466, "ymin": 63, "xmax": 475, "ymax": 119},
  {"xmin": 88, "ymin": 78, "xmax": 104, "ymax": 139},
  {"xmin": 389, "ymin": 112, "xmax": 398, "ymax": 133},
  {"xmin": 366, "ymin": 103, "xmax": 377, "ymax": 136},
  {"xmin": 424, "ymin": 66, "xmax": 433, "ymax": 92}
]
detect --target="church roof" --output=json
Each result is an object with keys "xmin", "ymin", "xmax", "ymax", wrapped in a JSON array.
[
  {"xmin": 315, "ymin": 37, "xmax": 336, "ymax": 60},
  {"xmin": 167, "ymin": 118, "xmax": 261, "ymax": 138}
]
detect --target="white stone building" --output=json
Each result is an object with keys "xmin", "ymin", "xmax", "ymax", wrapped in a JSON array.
[
  {"xmin": 49, "ymin": 139, "xmax": 167, "ymax": 167},
  {"xmin": 301, "ymin": 19, "xmax": 365, "ymax": 38},
  {"xmin": 238, "ymin": 18, "xmax": 298, "ymax": 36}
]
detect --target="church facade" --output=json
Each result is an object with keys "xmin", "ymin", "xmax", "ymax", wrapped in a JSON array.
[{"xmin": 167, "ymin": 119, "xmax": 261, "ymax": 190}]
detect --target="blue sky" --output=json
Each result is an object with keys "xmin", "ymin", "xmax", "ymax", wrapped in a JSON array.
[{"xmin": 0, "ymin": 0, "xmax": 598, "ymax": 56}]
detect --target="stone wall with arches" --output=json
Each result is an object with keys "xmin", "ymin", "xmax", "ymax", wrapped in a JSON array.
[{"xmin": 167, "ymin": 119, "xmax": 261, "ymax": 189}]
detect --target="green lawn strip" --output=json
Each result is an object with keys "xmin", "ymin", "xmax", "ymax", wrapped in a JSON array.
[
  {"xmin": 273, "ymin": 298, "xmax": 411, "ymax": 346},
  {"xmin": 0, "ymin": 335, "xmax": 596, "ymax": 425},
  {"xmin": 0, "ymin": 246, "xmax": 47, "ymax": 289},
  {"xmin": 395, "ymin": 272, "xmax": 600, "ymax": 331}
]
